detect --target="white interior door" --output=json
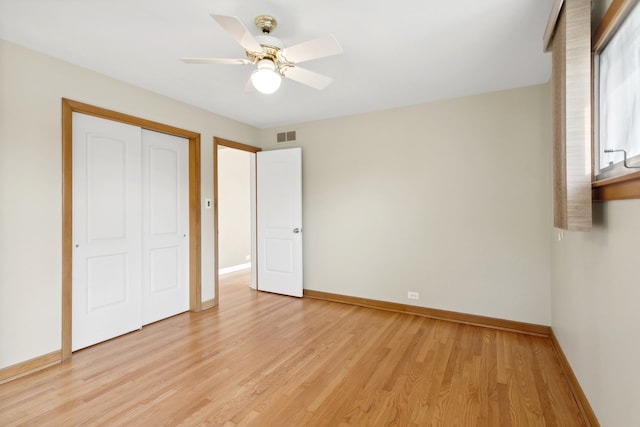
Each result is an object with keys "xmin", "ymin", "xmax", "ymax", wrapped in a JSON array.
[
  {"xmin": 141, "ymin": 130, "xmax": 189, "ymax": 325},
  {"xmin": 72, "ymin": 113, "xmax": 143, "ymax": 351},
  {"xmin": 257, "ymin": 148, "xmax": 303, "ymax": 297},
  {"xmin": 72, "ymin": 114, "xmax": 190, "ymax": 351}
]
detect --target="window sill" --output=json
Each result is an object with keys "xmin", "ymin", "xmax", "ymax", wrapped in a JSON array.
[{"xmin": 592, "ymin": 170, "xmax": 640, "ymax": 201}]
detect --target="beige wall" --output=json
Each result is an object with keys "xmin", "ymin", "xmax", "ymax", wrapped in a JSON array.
[
  {"xmin": 217, "ymin": 147, "xmax": 252, "ymax": 269},
  {"xmin": 551, "ymin": 202, "xmax": 640, "ymax": 426},
  {"xmin": 549, "ymin": 1, "xmax": 640, "ymax": 425},
  {"xmin": 261, "ymin": 84, "xmax": 552, "ymax": 325},
  {"xmin": 0, "ymin": 39, "xmax": 259, "ymax": 369}
]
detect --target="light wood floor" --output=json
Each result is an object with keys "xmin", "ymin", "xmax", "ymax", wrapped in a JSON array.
[{"xmin": 1, "ymin": 271, "xmax": 585, "ymax": 426}]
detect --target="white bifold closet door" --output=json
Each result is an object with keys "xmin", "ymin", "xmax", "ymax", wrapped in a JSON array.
[{"xmin": 72, "ymin": 113, "xmax": 189, "ymax": 351}]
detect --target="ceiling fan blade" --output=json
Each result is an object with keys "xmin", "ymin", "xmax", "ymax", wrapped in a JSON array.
[
  {"xmin": 283, "ymin": 34, "xmax": 343, "ymax": 64},
  {"xmin": 283, "ymin": 66, "xmax": 333, "ymax": 90},
  {"xmin": 211, "ymin": 14, "xmax": 263, "ymax": 53},
  {"xmin": 181, "ymin": 57, "xmax": 251, "ymax": 65}
]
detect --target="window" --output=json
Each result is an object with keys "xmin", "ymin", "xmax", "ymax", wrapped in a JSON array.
[{"xmin": 591, "ymin": 0, "xmax": 640, "ymax": 200}]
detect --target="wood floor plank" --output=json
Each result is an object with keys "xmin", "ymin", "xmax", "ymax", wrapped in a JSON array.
[{"xmin": 0, "ymin": 270, "xmax": 587, "ymax": 426}]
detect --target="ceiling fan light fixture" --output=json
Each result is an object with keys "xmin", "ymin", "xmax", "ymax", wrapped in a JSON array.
[
  {"xmin": 251, "ymin": 59, "xmax": 281, "ymax": 94},
  {"xmin": 182, "ymin": 15, "xmax": 343, "ymax": 93}
]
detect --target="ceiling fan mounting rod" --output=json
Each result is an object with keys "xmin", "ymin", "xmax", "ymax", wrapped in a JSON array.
[{"xmin": 255, "ymin": 15, "xmax": 277, "ymax": 34}]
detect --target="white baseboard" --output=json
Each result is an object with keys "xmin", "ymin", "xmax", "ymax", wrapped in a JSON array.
[{"xmin": 219, "ymin": 262, "xmax": 251, "ymax": 275}]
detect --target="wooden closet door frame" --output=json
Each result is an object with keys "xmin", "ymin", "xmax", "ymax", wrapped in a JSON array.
[{"xmin": 61, "ymin": 98, "xmax": 202, "ymax": 360}]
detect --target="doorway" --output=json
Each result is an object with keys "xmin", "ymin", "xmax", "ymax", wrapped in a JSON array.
[{"xmin": 214, "ymin": 138, "xmax": 260, "ymax": 304}]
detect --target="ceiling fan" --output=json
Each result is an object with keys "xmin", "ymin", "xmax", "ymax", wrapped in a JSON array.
[{"xmin": 181, "ymin": 14, "xmax": 343, "ymax": 94}]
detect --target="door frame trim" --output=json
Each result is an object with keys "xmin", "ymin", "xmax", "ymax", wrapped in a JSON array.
[
  {"xmin": 61, "ymin": 98, "xmax": 202, "ymax": 360},
  {"xmin": 213, "ymin": 137, "xmax": 260, "ymax": 307}
]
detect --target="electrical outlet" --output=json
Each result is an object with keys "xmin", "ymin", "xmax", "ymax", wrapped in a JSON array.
[
  {"xmin": 245, "ymin": 255, "xmax": 251, "ymax": 261},
  {"xmin": 407, "ymin": 291, "xmax": 419, "ymax": 300}
]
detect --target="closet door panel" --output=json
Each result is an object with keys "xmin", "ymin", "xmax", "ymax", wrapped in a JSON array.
[
  {"xmin": 72, "ymin": 113, "xmax": 143, "ymax": 351},
  {"xmin": 141, "ymin": 130, "xmax": 190, "ymax": 325}
]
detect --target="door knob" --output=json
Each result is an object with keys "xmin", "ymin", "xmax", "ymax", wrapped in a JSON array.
[{"xmin": 293, "ymin": 228, "xmax": 300, "ymax": 233}]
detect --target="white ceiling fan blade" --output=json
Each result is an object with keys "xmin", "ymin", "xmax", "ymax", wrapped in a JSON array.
[
  {"xmin": 283, "ymin": 66, "xmax": 333, "ymax": 90},
  {"xmin": 181, "ymin": 57, "xmax": 251, "ymax": 65},
  {"xmin": 211, "ymin": 14, "xmax": 263, "ymax": 53},
  {"xmin": 283, "ymin": 34, "xmax": 343, "ymax": 64}
]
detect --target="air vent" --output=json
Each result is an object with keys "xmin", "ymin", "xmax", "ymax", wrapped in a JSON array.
[{"xmin": 275, "ymin": 129, "xmax": 297, "ymax": 143}]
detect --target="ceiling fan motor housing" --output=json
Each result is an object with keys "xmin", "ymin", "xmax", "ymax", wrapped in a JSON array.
[
  {"xmin": 256, "ymin": 35, "xmax": 284, "ymax": 50},
  {"xmin": 252, "ymin": 16, "xmax": 285, "ymax": 67}
]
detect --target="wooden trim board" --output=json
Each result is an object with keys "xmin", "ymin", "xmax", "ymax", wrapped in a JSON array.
[
  {"xmin": 0, "ymin": 351, "xmax": 61, "ymax": 385},
  {"xmin": 592, "ymin": 170, "xmax": 640, "ymax": 200},
  {"xmin": 303, "ymin": 289, "xmax": 551, "ymax": 337},
  {"xmin": 201, "ymin": 298, "xmax": 217, "ymax": 310},
  {"xmin": 214, "ymin": 137, "xmax": 261, "ymax": 153},
  {"xmin": 549, "ymin": 330, "xmax": 600, "ymax": 426}
]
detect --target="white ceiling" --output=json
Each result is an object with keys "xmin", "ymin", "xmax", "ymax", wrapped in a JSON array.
[{"xmin": 0, "ymin": 0, "xmax": 553, "ymax": 129}]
